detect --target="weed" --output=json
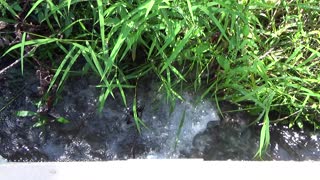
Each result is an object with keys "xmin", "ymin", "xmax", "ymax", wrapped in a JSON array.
[{"xmin": 0, "ymin": 0, "xmax": 319, "ymax": 157}]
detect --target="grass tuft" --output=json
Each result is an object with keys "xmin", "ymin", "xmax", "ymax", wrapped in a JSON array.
[{"xmin": 1, "ymin": 0, "xmax": 319, "ymax": 157}]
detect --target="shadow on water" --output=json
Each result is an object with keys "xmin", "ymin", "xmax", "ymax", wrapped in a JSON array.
[{"xmin": 1, "ymin": 66, "xmax": 320, "ymax": 162}]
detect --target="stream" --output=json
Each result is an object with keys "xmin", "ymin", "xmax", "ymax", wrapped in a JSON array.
[{"xmin": 1, "ymin": 66, "xmax": 320, "ymax": 162}]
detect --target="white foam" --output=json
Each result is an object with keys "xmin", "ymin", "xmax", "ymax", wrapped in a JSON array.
[
  {"xmin": 140, "ymin": 92, "xmax": 220, "ymax": 158},
  {"xmin": 0, "ymin": 155, "xmax": 7, "ymax": 163}
]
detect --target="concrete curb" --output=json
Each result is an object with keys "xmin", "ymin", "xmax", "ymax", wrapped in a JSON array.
[{"xmin": 0, "ymin": 160, "xmax": 319, "ymax": 180}]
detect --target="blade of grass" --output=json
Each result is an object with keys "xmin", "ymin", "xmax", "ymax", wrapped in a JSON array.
[
  {"xmin": 16, "ymin": 110, "xmax": 38, "ymax": 117},
  {"xmin": 174, "ymin": 108, "xmax": 186, "ymax": 151},
  {"xmin": 47, "ymin": 46, "xmax": 76, "ymax": 93},
  {"xmin": 24, "ymin": 0, "xmax": 44, "ymax": 20},
  {"xmin": 156, "ymin": 22, "xmax": 181, "ymax": 57},
  {"xmin": 0, "ymin": 0, "xmax": 19, "ymax": 18},
  {"xmin": 97, "ymin": 0, "xmax": 107, "ymax": 57},
  {"xmin": 160, "ymin": 26, "xmax": 195, "ymax": 73},
  {"xmin": 101, "ymin": 23, "xmax": 131, "ymax": 81},
  {"xmin": 20, "ymin": 32, "xmax": 27, "ymax": 75},
  {"xmin": 56, "ymin": 49, "xmax": 81, "ymax": 92},
  {"xmin": 141, "ymin": 0, "xmax": 155, "ymax": 17},
  {"xmin": 116, "ymin": 79, "xmax": 127, "ymax": 107},
  {"xmin": 67, "ymin": 0, "xmax": 72, "ymax": 12},
  {"xmin": 255, "ymin": 109, "xmax": 269, "ymax": 158},
  {"xmin": 46, "ymin": 0, "xmax": 62, "ymax": 27},
  {"xmin": 186, "ymin": 0, "xmax": 194, "ymax": 23},
  {"xmin": 198, "ymin": 6, "xmax": 230, "ymax": 43},
  {"xmin": 255, "ymin": 91, "xmax": 275, "ymax": 158},
  {"xmin": 2, "ymin": 38, "xmax": 57, "ymax": 57}
]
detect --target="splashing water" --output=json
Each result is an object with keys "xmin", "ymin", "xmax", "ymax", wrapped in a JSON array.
[
  {"xmin": 0, "ymin": 66, "xmax": 220, "ymax": 161},
  {"xmin": 1, "ymin": 66, "xmax": 320, "ymax": 161},
  {"xmin": 138, "ymin": 92, "xmax": 219, "ymax": 159}
]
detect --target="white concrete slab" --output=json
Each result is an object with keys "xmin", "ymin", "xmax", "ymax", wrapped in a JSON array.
[{"xmin": 0, "ymin": 160, "xmax": 319, "ymax": 180}]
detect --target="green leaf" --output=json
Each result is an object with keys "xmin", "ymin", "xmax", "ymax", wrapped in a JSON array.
[
  {"xmin": 101, "ymin": 23, "xmax": 131, "ymax": 81},
  {"xmin": 56, "ymin": 48, "xmax": 81, "ymax": 92},
  {"xmin": 0, "ymin": 0, "xmax": 19, "ymax": 18},
  {"xmin": 174, "ymin": 108, "xmax": 186, "ymax": 150},
  {"xmin": 243, "ymin": 24, "xmax": 249, "ymax": 37},
  {"xmin": 216, "ymin": 55, "xmax": 230, "ymax": 71},
  {"xmin": 160, "ymin": 26, "xmax": 195, "ymax": 73},
  {"xmin": 116, "ymin": 79, "xmax": 127, "ymax": 107},
  {"xmin": 97, "ymin": 0, "xmax": 106, "ymax": 57},
  {"xmin": 132, "ymin": 90, "xmax": 148, "ymax": 133},
  {"xmin": 16, "ymin": 110, "xmax": 38, "ymax": 117},
  {"xmin": 24, "ymin": 0, "xmax": 45, "ymax": 20},
  {"xmin": 12, "ymin": 3, "xmax": 22, "ymax": 12},
  {"xmin": 198, "ymin": 6, "xmax": 230, "ymax": 44},
  {"xmin": 141, "ymin": 0, "xmax": 155, "ymax": 17},
  {"xmin": 2, "ymin": 38, "xmax": 57, "ymax": 57},
  {"xmin": 67, "ymin": 0, "xmax": 72, "ymax": 12},
  {"xmin": 33, "ymin": 118, "xmax": 47, "ymax": 128},
  {"xmin": 56, "ymin": 117, "xmax": 70, "ymax": 124},
  {"xmin": 258, "ymin": 112, "xmax": 270, "ymax": 155},
  {"xmin": 20, "ymin": 32, "xmax": 27, "ymax": 75},
  {"xmin": 47, "ymin": 46, "xmax": 76, "ymax": 93},
  {"xmin": 186, "ymin": 0, "xmax": 194, "ymax": 22}
]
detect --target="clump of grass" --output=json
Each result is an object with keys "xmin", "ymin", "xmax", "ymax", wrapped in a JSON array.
[
  {"xmin": 203, "ymin": 0, "xmax": 320, "ymax": 157},
  {"xmin": 1, "ymin": 0, "xmax": 319, "ymax": 158}
]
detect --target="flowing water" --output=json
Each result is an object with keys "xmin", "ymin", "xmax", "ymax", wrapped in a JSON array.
[{"xmin": 1, "ymin": 66, "xmax": 320, "ymax": 162}]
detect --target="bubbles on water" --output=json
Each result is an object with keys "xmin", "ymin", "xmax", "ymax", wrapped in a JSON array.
[
  {"xmin": 311, "ymin": 134, "xmax": 318, "ymax": 141},
  {"xmin": 0, "ymin": 155, "xmax": 7, "ymax": 163},
  {"xmin": 2, "ymin": 67, "xmax": 320, "ymax": 161},
  {"xmin": 138, "ymin": 92, "xmax": 220, "ymax": 158}
]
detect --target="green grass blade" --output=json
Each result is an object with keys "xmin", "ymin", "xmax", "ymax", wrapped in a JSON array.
[
  {"xmin": 198, "ymin": 6, "xmax": 230, "ymax": 43},
  {"xmin": 174, "ymin": 108, "xmax": 186, "ymax": 151},
  {"xmin": 101, "ymin": 23, "xmax": 131, "ymax": 81},
  {"xmin": 86, "ymin": 42, "xmax": 104, "ymax": 77},
  {"xmin": 67, "ymin": 0, "xmax": 72, "ymax": 12},
  {"xmin": 96, "ymin": 0, "xmax": 106, "ymax": 57},
  {"xmin": 116, "ymin": 79, "xmax": 127, "ymax": 107},
  {"xmin": 256, "ymin": 109, "xmax": 269, "ymax": 158},
  {"xmin": 16, "ymin": 110, "xmax": 38, "ymax": 117},
  {"xmin": 2, "ymin": 38, "xmax": 57, "ymax": 57},
  {"xmin": 141, "ymin": 0, "xmax": 155, "ymax": 17},
  {"xmin": 156, "ymin": 22, "xmax": 181, "ymax": 57},
  {"xmin": 20, "ymin": 32, "xmax": 27, "ymax": 75},
  {"xmin": 186, "ymin": 0, "xmax": 194, "ymax": 23},
  {"xmin": 46, "ymin": 0, "xmax": 61, "ymax": 27},
  {"xmin": 24, "ymin": 0, "xmax": 44, "ymax": 20},
  {"xmin": 0, "ymin": 0, "xmax": 19, "ymax": 18},
  {"xmin": 133, "ymin": 95, "xmax": 141, "ymax": 133},
  {"xmin": 160, "ymin": 26, "xmax": 195, "ymax": 73},
  {"xmin": 47, "ymin": 46, "xmax": 76, "ymax": 93},
  {"xmin": 98, "ymin": 87, "xmax": 112, "ymax": 112},
  {"xmin": 56, "ymin": 117, "xmax": 70, "ymax": 124},
  {"xmin": 56, "ymin": 49, "xmax": 81, "ymax": 92},
  {"xmin": 169, "ymin": 65, "xmax": 186, "ymax": 82},
  {"xmin": 256, "ymin": 91, "xmax": 275, "ymax": 158}
]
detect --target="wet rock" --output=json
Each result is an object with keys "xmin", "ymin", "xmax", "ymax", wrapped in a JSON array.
[{"xmin": 269, "ymin": 124, "xmax": 320, "ymax": 160}]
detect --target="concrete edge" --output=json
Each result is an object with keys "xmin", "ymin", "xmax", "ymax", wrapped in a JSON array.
[{"xmin": 0, "ymin": 160, "xmax": 319, "ymax": 180}]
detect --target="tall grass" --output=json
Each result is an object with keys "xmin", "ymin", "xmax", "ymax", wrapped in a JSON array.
[{"xmin": 1, "ymin": 0, "xmax": 319, "ymax": 157}]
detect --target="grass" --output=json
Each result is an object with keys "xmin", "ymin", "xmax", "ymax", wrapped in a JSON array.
[{"xmin": 0, "ymin": 0, "xmax": 319, "ymax": 158}]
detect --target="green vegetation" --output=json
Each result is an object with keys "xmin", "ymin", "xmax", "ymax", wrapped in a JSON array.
[
  {"xmin": 16, "ymin": 110, "xmax": 70, "ymax": 127},
  {"xmin": 1, "ymin": 0, "xmax": 319, "ymax": 158}
]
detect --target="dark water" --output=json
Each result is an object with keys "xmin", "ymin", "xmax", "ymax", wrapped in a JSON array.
[{"xmin": 1, "ymin": 66, "xmax": 320, "ymax": 162}]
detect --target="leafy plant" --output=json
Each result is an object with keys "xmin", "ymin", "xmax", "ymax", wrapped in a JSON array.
[
  {"xmin": 1, "ymin": 0, "xmax": 319, "ymax": 158},
  {"xmin": 16, "ymin": 110, "xmax": 70, "ymax": 127}
]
